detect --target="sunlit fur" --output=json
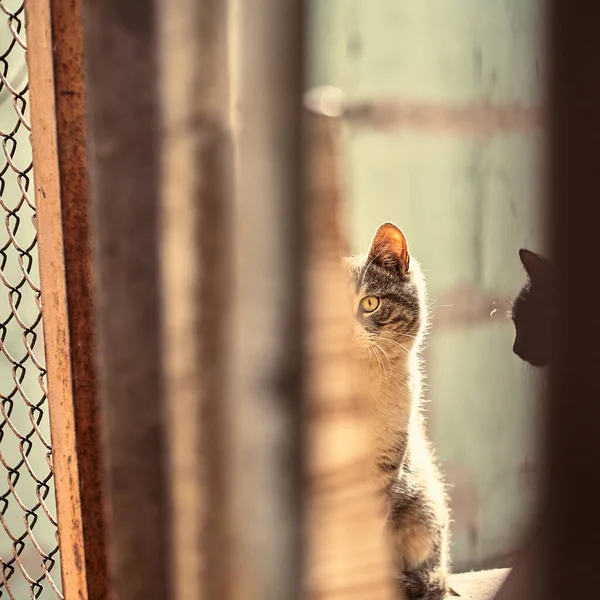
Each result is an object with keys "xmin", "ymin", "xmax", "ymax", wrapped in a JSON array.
[{"xmin": 345, "ymin": 223, "xmax": 450, "ymax": 600}]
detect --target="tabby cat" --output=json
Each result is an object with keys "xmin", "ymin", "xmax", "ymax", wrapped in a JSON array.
[
  {"xmin": 511, "ymin": 248, "xmax": 554, "ymax": 367},
  {"xmin": 347, "ymin": 222, "xmax": 450, "ymax": 600}
]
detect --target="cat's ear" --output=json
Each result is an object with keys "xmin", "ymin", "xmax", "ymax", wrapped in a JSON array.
[
  {"xmin": 519, "ymin": 248, "xmax": 551, "ymax": 281},
  {"xmin": 367, "ymin": 222, "xmax": 410, "ymax": 275}
]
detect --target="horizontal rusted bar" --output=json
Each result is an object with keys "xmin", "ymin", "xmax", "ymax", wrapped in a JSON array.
[
  {"xmin": 344, "ymin": 98, "xmax": 544, "ymax": 137},
  {"xmin": 25, "ymin": 0, "xmax": 107, "ymax": 598}
]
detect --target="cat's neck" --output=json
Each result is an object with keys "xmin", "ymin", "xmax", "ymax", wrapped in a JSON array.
[{"xmin": 366, "ymin": 347, "xmax": 422, "ymax": 454}]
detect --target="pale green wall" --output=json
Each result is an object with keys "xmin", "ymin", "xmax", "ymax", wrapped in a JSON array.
[{"xmin": 310, "ymin": 0, "xmax": 545, "ymax": 571}]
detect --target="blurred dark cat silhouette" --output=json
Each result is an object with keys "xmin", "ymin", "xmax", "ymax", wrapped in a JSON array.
[{"xmin": 511, "ymin": 249, "xmax": 554, "ymax": 367}]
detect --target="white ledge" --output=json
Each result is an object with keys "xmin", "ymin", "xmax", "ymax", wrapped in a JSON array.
[{"xmin": 448, "ymin": 568, "xmax": 510, "ymax": 599}]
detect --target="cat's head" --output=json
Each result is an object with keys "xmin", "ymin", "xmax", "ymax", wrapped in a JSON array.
[
  {"xmin": 511, "ymin": 248, "xmax": 553, "ymax": 367},
  {"xmin": 346, "ymin": 223, "xmax": 426, "ymax": 363}
]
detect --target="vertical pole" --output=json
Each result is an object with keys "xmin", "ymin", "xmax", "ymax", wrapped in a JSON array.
[
  {"xmin": 495, "ymin": 1, "xmax": 600, "ymax": 599},
  {"xmin": 302, "ymin": 90, "xmax": 397, "ymax": 600},
  {"xmin": 81, "ymin": 1, "xmax": 169, "ymax": 599},
  {"xmin": 229, "ymin": 1, "xmax": 305, "ymax": 598},
  {"xmin": 158, "ymin": 0, "xmax": 233, "ymax": 598},
  {"xmin": 26, "ymin": 0, "xmax": 108, "ymax": 598},
  {"xmin": 543, "ymin": 0, "xmax": 600, "ymax": 598}
]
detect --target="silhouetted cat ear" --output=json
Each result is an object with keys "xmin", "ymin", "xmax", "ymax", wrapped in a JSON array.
[
  {"xmin": 519, "ymin": 248, "xmax": 550, "ymax": 281},
  {"xmin": 367, "ymin": 222, "xmax": 410, "ymax": 275}
]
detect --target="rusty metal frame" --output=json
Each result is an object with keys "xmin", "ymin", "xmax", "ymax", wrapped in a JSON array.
[{"xmin": 25, "ymin": 0, "xmax": 107, "ymax": 599}]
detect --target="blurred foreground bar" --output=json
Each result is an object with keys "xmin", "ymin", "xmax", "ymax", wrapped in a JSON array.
[
  {"xmin": 302, "ymin": 91, "xmax": 397, "ymax": 599},
  {"xmin": 82, "ymin": 0, "xmax": 169, "ymax": 598},
  {"xmin": 162, "ymin": 0, "xmax": 305, "ymax": 597},
  {"xmin": 229, "ymin": 1, "xmax": 305, "ymax": 598},
  {"xmin": 543, "ymin": 0, "xmax": 600, "ymax": 597},
  {"xmin": 158, "ymin": 0, "xmax": 233, "ymax": 598}
]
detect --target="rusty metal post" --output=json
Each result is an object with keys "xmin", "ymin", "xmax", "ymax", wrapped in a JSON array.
[
  {"xmin": 81, "ymin": 1, "xmax": 169, "ymax": 599},
  {"xmin": 25, "ymin": 0, "xmax": 107, "ymax": 598}
]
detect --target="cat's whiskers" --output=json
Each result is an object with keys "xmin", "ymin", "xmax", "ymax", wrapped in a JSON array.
[
  {"xmin": 376, "ymin": 333, "xmax": 412, "ymax": 357},
  {"xmin": 523, "ymin": 362, "xmax": 535, "ymax": 391},
  {"xmin": 379, "ymin": 330, "xmax": 425, "ymax": 350},
  {"xmin": 362, "ymin": 332, "xmax": 392, "ymax": 391},
  {"xmin": 370, "ymin": 340, "xmax": 393, "ymax": 375},
  {"xmin": 520, "ymin": 360, "xmax": 533, "ymax": 390},
  {"xmin": 429, "ymin": 303, "xmax": 453, "ymax": 311},
  {"xmin": 369, "ymin": 339, "xmax": 399, "ymax": 398},
  {"xmin": 369, "ymin": 342, "xmax": 393, "ymax": 398},
  {"xmin": 369, "ymin": 336, "xmax": 392, "ymax": 365},
  {"xmin": 366, "ymin": 341, "xmax": 385, "ymax": 396}
]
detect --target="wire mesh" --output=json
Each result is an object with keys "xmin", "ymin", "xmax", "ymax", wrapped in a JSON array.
[{"xmin": 0, "ymin": 0, "xmax": 62, "ymax": 598}]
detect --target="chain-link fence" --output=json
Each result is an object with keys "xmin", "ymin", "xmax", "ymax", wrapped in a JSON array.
[{"xmin": 0, "ymin": 1, "xmax": 62, "ymax": 597}]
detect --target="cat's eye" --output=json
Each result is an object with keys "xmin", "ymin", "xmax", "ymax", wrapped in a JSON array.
[{"xmin": 360, "ymin": 296, "xmax": 380, "ymax": 313}]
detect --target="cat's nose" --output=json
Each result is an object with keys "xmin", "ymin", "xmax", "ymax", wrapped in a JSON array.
[{"xmin": 512, "ymin": 339, "xmax": 524, "ymax": 359}]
